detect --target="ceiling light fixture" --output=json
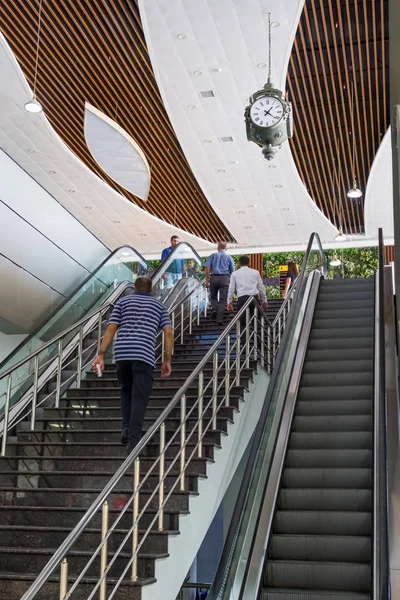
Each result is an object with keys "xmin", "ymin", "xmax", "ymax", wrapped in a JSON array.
[
  {"xmin": 177, "ymin": 33, "xmax": 187, "ymax": 39},
  {"xmin": 193, "ymin": 70, "xmax": 203, "ymax": 76},
  {"xmin": 27, "ymin": 149, "xmax": 36, "ymax": 154},
  {"xmin": 217, "ymin": 169, "xmax": 226, "ymax": 173},
  {"xmin": 330, "ymin": 253, "xmax": 341, "ymax": 267},
  {"xmin": 269, "ymin": 165, "xmax": 276, "ymax": 169},
  {"xmin": 140, "ymin": 233, "xmax": 147, "ymax": 237},
  {"xmin": 227, "ymin": 188, "xmax": 235, "ymax": 192},
  {"xmin": 85, "ymin": 205, "xmax": 92, "ymax": 210},
  {"xmin": 282, "ymin": 207, "xmax": 289, "ymax": 211},
  {"xmin": 258, "ymin": 62, "xmax": 267, "ymax": 68},
  {"xmin": 347, "ymin": 80, "xmax": 362, "ymax": 199},
  {"xmin": 271, "ymin": 21, "xmax": 280, "ymax": 27},
  {"xmin": 113, "ymin": 220, "xmax": 121, "ymax": 224},
  {"xmin": 230, "ymin": 160, "xmax": 240, "ymax": 164},
  {"xmin": 204, "ymin": 139, "xmax": 212, "ymax": 144},
  {"xmin": 248, "ymin": 204, "xmax": 258, "ymax": 208},
  {"xmin": 68, "ymin": 189, "xmax": 75, "ymax": 193},
  {"xmin": 213, "ymin": 68, "xmax": 223, "ymax": 73},
  {"xmin": 121, "ymin": 251, "xmax": 130, "ymax": 256},
  {"xmin": 48, "ymin": 170, "xmax": 56, "ymax": 175},
  {"xmin": 237, "ymin": 210, "xmax": 245, "ymax": 214},
  {"xmin": 275, "ymin": 184, "xmax": 282, "ymax": 188},
  {"xmin": 244, "ymin": 226, "xmax": 252, "ymax": 229},
  {"xmin": 288, "ymin": 223, "xmax": 294, "ymax": 226},
  {"xmin": 24, "ymin": 0, "xmax": 44, "ymax": 114},
  {"xmin": 188, "ymin": 104, "xmax": 196, "ymax": 109},
  {"xmin": 335, "ymin": 227, "xmax": 347, "ymax": 242}
]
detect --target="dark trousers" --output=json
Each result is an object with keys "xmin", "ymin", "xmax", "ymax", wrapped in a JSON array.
[
  {"xmin": 237, "ymin": 295, "xmax": 258, "ymax": 337},
  {"xmin": 210, "ymin": 275, "xmax": 230, "ymax": 321},
  {"xmin": 116, "ymin": 360, "xmax": 154, "ymax": 448}
]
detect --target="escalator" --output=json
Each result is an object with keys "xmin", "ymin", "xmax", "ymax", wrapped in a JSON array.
[{"xmin": 207, "ymin": 232, "xmax": 390, "ymax": 600}]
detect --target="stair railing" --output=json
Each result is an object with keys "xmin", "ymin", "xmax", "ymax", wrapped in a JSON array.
[
  {"xmin": 0, "ymin": 280, "xmax": 208, "ymax": 458},
  {"xmin": 20, "ymin": 297, "xmax": 276, "ymax": 600}
]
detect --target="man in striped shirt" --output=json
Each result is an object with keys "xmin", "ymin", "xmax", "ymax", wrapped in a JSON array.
[{"xmin": 93, "ymin": 277, "xmax": 173, "ymax": 454}]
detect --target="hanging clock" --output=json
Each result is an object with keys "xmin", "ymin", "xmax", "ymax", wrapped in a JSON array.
[{"xmin": 245, "ymin": 81, "xmax": 293, "ymax": 160}]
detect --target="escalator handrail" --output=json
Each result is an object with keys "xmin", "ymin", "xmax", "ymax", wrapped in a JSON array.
[
  {"xmin": 374, "ymin": 228, "xmax": 390, "ymax": 598},
  {"xmin": 0, "ymin": 245, "xmax": 152, "ymax": 372},
  {"xmin": 207, "ymin": 232, "xmax": 326, "ymax": 599}
]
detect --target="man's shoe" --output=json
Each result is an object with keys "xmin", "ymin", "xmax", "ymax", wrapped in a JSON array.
[
  {"xmin": 217, "ymin": 319, "xmax": 224, "ymax": 326},
  {"xmin": 120, "ymin": 427, "xmax": 129, "ymax": 446},
  {"xmin": 211, "ymin": 311, "xmax": 217, "ymax": 321}
]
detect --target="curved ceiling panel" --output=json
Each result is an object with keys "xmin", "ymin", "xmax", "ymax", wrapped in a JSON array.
[
  {"xmin": 365, "ymin": 128, "xmax": 393, "ymax": 241},
  {"xmin": 139, "ymin": 0, "xmax": 337, "ymax": 249},
  {"xmin": 84, "ymin": 102, "xmax": 151, "ymax": 201},
  {"xmin": 0, "ymin": 0, "xmax": 232, "ymax": 242}
]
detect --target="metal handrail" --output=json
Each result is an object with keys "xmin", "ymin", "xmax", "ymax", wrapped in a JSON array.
[
  {"xmin": 207, "ymin": 232, "xmax": 326, "ymax": 600},
  {"xmin": 20, "ymin": 295, "xmax": 272, "ymax": 600}
]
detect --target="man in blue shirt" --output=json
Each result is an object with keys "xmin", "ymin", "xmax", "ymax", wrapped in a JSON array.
[
  {"xmin": 161, "ymin": 235, "xmax": 184, "ymax": 288},
  {"xmin": 205, "ymin": 242, "xmax": 235, "ymax": 325},
  {"xmin": 92, "ymin": 277, "xmax": 173, "ymax": 454}
]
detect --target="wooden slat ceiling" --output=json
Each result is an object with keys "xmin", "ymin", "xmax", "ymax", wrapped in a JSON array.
[
  {"xmin": 0, "ymin": 0, "xmax": 234, "ymax": 243},
  {"xmin": 287, "ymin": 0, "xmax": 389, "ymax": 235}
]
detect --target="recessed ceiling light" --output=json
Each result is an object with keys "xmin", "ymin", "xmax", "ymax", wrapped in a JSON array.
[
  {"xmin": 203, "ymin": 139, "xmax": 212, "ymax": 144},
  {"xmin": 217, "ymin": 169, "xmax": 226, "ymax": 173},
  {"xmin": 248, "ymin": 204, "xmax": 258, "ymax": 208},
  {"xmin": 230, "ymin": 160, "xmax": 240, "ymax": 164},
  {"xmin": 68, "ymin": 189, "xmax": 75, "ymax": 193},
  {"xmin": 237, "ymin": 210, "xmax": 245, "ymax": 214},
  {"xmin": 177, "ymin": 33, "xmax": 187, "ymax": 39},
  {"xmin": 48, "ymin": 170, "xmax": 56, "ymax": 175},
  {"xmin": 85, "ymin": 205, "xmax": 92, "ymax": 210},
  {"xmin": 258, "ymin": 62, "xmax": 267, "ymax": 68},
  {"xmin": 227, "ymin": 188, "xmax": 235, "ymax": 192},
  {"xmin": 213, "ymin": 68, "xmax": 223, "ymax": 73},
  {"xmin": 269, "ymin": 165, "xmax": 276, "ymax": 169},
  {"xmin": 140, "ymin": 233, "xmax": 147, "ymax": 237},
  {"xmin": 194, "ymin": 70, "xmax": 203, "ymax": 76},
  {"xmin": 271, "ymin": 21, "xmax": 280, "ymax": 27},
  {"xmin": 188, "ymin": 104, "xmax": 196, "ymax": 109},
  {"xmin": 275, "ymin": 184, "xmax": 282, "ymax": 188},
  {"xmin": 27, "ymin": 149, "xmax": 36, "ymax": 154},
  {"xmin": 288, "ymin": 223, "xmax": 294, "ymax": 226},
  {"xmin": 283, "ymin": 208, "xmax": 290, "ymax": 211},
  {"xmin": 121, "ymin": 251, "xmax": 130, "ymax": 256},
  {"xmin": 244, "ymin": 226, "xmax": 252, "ymax": 229},
  {"xmin": 113, "ymin": 220, "xmax": 121, "ymax": 224},
  {"xmin": 220, "ymin": 136, "xmax": 234, "ymax": 143},
  {"xmin": 24, "ymin": 99, "xmax": 43, "ymax": 113}
]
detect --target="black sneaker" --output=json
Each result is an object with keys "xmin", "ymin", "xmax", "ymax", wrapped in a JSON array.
[
  {"xmin": 120, "ymin": 427, "xmax": 129, "ymax": 445},
  {"xmin": 211, "ymin": 311, "xmax": 217, "ymax": 321}
]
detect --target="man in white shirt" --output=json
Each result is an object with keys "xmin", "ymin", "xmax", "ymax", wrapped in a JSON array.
[{"xmin": 227, "ymin": 256, "xmax": 268, "ymax": 330}]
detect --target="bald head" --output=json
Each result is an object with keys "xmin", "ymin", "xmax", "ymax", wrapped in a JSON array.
[
  {"xmin": 134, "ymin": 277, "xmax": 152, "ymax": 293},
  {"xmin": 217, "ymin": 242, "xmax": 227, "ymax": 251}
]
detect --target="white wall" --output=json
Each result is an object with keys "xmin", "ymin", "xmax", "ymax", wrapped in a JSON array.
[{"xmin": 0, "ymin": 149, "xmax": 109, "ymax": 333}]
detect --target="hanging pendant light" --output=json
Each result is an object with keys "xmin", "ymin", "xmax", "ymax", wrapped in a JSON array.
[
  {"xmin": 346, "ymin": 81, "xmax": 362, "ymax": 198},
  {"xmin": 330, "ymin": 253, "xmax": 341, "ymax": 267},
  {"xmin": 335, "ymin": 226, "xmax": 347, "ymax": 242},
  {"xmin": 24, "ymin": 0, "xmax": 44, "ymax": 114}
]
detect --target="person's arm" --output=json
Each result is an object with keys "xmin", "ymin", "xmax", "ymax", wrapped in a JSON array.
[
  {"xmin": 227, "ymin": 273, "xmax": 236, "ymax": 310},
  {"xmin": 161, "ymin": 325, "xmax": 173, "ymax": 377},
  {"xmin": 229, "ymin": 256, "xmax": 235, "ymax": 275},
  {"xmin": 284, "ymin": 277, "xmax": 291, "ymax": 298},
  {"xmin": 93, "ymin": 301, "xmax": 122, "ymax": 371},
  {"xmin": 257, "ymin": 273, "xmax": 268, "ymax": 309},
  {"xmin": 161, "ymin": 248, "xmax": 167, "ymax": 262}
]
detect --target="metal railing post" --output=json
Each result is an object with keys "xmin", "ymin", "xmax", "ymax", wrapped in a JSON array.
[
  {"xmin": 204, "ymin": 287, "xmax": 208, "ymax": 317},
  {"xmin": 197, "ymin": 291, "xmax": 201, "ymax": 326},
  {"xmin": 131, "ymin": 458, "xmax": 140, "ymax": 582},
  {"xmin": 225, "ymin": 336, "xmax": 230, "ymax": 407},
  {"xmin": 198, "ymin": 373, "xmax": 204, "ymax": 458},
  {"xmin": 189, "ymin": 295, "xmax": 193, "ymax": 335},
  {"xmin": 97, "ymin": 313, "xmax": 102, "ymax": 354},
  {"xmin": 236, "ymin": 320, "xmax": 241, "ymax": 386},
  {"xmin": 171, "ymin": 311, "xmax": 175, "ymax": 355},
  {"xmin": 158, "ymin": 423, "xmax": 165, "ymax": 531},
  {"xmin": 100, "ymin": 501, "xmax": 109, "ymax": 600},
  {"xmin": 77, "ymin": 326, "xmax": 83, "ymax": 389},
  {"xmin": 180, "ymin": 303, "xmax": 185, "ymax": 344},
  {"xmin": 55, "ymin": 339, "xmax": 63, "ymax": 409},
  {"xmin": 59, "ymin": 558, "xmax": 68, "ymax": 600},
  {"xmin": 1, "ymin": 375, "xmax": 12, "ymax": 456},
  {"xmin": 268, "ymin": 325, "xmax": 272, "ymax": 373},
  {"xmin": 261, "ymin": 316, "xmax": 265, "ymax": 369},
  {"xmin": 254, "ymin": 307, "xmax": 258, "ymax": 361},
  {"xmin": 272, "ymin": 324, "xmax": 276, "ymax": 369},
  {"xmin": 212, "ymin": 352, "xmax": 218, "ymax": 430},
  {"xmin": 31, "ymin": 354, "xmax": 39, "ymax": 431},
  {"xmin": 245, "ymin": 307, "xmax": 250, "ymax": 369},
  {"xmin": 180, "ymin": 395, "xmax": 186, "ymax": 491}
]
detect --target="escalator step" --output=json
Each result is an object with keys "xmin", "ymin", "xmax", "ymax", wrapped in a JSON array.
[
  {"xmin": 264, "ymin": 560, "xmax": 371, "ymax": 593},
  {"xmin": 285, "ymin": 449, "xmax": 372, "ymax": 468},
  {"xmin": 292, "ymin": 415, "xmax": 373, "ymax": 432},
  {"xmin": 312, "ymin": 317, "xmax": 372, "ymax": 330},
  {"xmin": 302, "ymin": 360, "xmax": 373, "ymax": 374},
  {"xmin": 307, "ymin": 337, "xmax": 373, "ymax": 350},
  {"xmin": 269, "ymin": 534, "xmax": 371, "ymax": 562},
  {"xmin": 313, "ymin": 308, "xmax": 373, "ymax": 321},
  {"xmin": 305, "ymin": 348, "xmax": 373, "ymax": 362},
  {"xmin": 300, "ymin": 372, "xmax": 373, "ymax": 387},
  {"xmin": 309, "ymin": 327, "xmax": 374, "ymax": 340},
  {"xmin": 261, "ymin": 589, "xmax": 371, "ymax": 600},
  {"xmin": 298, "ymin": 386, "xmax": 372, "ymax": 401},
  {"xmin": 281, "ymin": 468, "xmax": 372, "ymax": 489},
  {"xmin": 317, "ymin": 298, "xmax": 373, "ymax": 311},
  {"xmin": 277, "ymin": 489, "xmax": 372, "ymax": 511},
  {"xmin": 289, "ymin": 431, "xmax": 372, "ymax": 450},
  {"xmin": 295, "ymin": 400, "xmax": 372, "ymax": 416},
  {"xmin": 274, "ymin": 509, "xmax": 371, "ymax": 535}
]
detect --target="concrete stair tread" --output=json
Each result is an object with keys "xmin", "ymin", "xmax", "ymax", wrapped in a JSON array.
[
  {"xmin": 0, "ymin": 571, "xmax": 156, "ymax": 587},
  {"xmin": 0, "ymin": 546, "xmax": 169, "ymax": 560},
  {"xmin": 0, "ymin": 524, "xmax": 179, "ymax": 536}
]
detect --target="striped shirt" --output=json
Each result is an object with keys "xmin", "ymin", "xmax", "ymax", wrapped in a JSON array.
[
  {"xmin": 205, "ymin": 251, "xmax": 235, "ymax": 276},
  {"xmin": 108, "ymin": 292, "xmax": 171, "ymax": 367}
]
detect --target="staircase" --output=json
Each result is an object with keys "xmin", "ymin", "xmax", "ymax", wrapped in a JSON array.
[
  {"xmin": 262, "ymin": 277, "xmax": 375, "ymax": 600},
  {"xmin": 0, "ymin": 300, "xmax": 281, "ymax": 599}
]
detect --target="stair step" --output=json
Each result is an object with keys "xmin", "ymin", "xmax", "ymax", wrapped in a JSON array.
[
  {"xmin": 277, "ymin": 489, "xmax": 372, "ymax": 511},
  {"xmin": 264, "ymin": 560, "xmax": 371, "ymax": 593},
  {"xmin": 269, "ymin": 534, "xmax": 371, "ymax": 562},
  {"xmin": 273, "ymin": 511, "xmax": 371, "ymax": 535},
  {"xmin": 281, "ymin": 468, "xmax": 372, "ymax": 488}
]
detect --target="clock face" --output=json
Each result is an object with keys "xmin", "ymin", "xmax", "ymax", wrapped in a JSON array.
[{"xmin": 250, "ymin": 96, "xmax": 284, "ymax": 127}]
